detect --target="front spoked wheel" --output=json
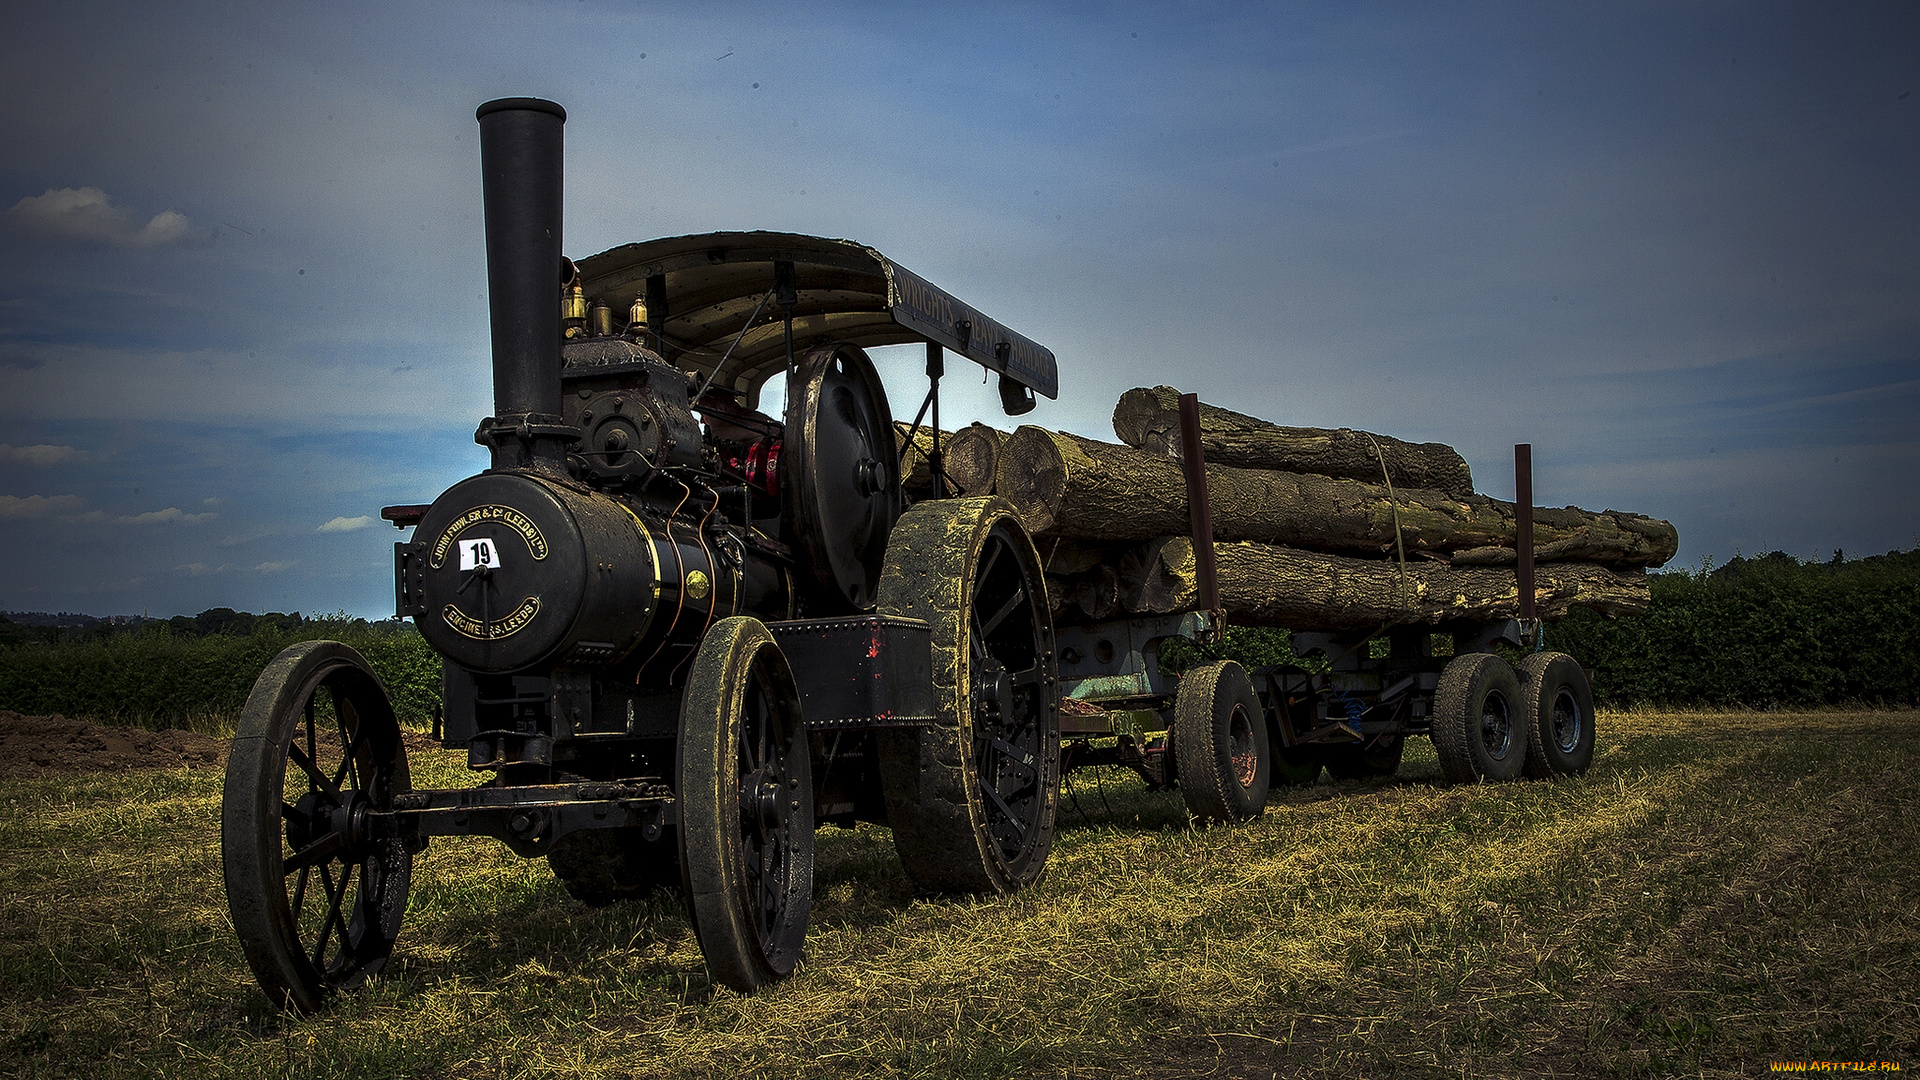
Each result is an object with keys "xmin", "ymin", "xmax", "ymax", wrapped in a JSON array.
[
  {"xmin": 679, "ymin": 617, "xmax": 814, "ymax": 993},
  {"xmin": 222, "ymin": 640, "xmax": 413, "ymax": 1013}
]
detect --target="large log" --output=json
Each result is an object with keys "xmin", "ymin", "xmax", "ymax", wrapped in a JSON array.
[
  {"xmin": 1112, "ymin": 385, "xmax": 1475, "ymax": 497},
  {"xmin": 894, "ymin": 422, "xmax": 1000, "ymax": 497},
  {"xmin": 1128, "ymin": 536, "xmax": 1650, "ymax": 630},
  {"xmin": 1031, "ymin": 538, "xmax": 1120, "ymax": 576},
  {"xmin": 894, "ymin": 422, "xmax": 944, "ymax": 497},
  {"xmin": 943, "ymin": 423, "xmax": 1003, "ymax": 496},
  {"xmin": 996, "ymin": 426, "xmax": 1677, "ymax": 567}
]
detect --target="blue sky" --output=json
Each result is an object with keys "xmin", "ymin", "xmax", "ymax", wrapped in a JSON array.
[{"xmin": 2, "ymin": 1, "xmax": 1915, "ymax": 618}]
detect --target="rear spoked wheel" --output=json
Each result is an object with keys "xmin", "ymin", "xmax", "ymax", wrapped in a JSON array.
[
  {"xmin": 876, "ymin": 497, "xmax": 1059, "ymax": 894},
  {"xmin": 678, "ymin": 617, "xmax": 814, "ymax": 993},
  {"xmin": 222, "ymin": 640, "xmax": 413, "ymax": 1013}
]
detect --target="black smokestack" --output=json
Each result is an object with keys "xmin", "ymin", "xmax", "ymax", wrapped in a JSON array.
[{"xmin": 476, "ymin": 97, "xmax": 567, "ymax": 471}]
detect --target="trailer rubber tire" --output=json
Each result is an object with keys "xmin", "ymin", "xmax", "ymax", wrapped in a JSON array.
[
  {"xmin": 547, "ymin": 828, "xmax": 680, "ymax": 906},
  {"xmin": 1430, "ymin": 652, "xmax": 1527, "ymax": 784},
  {"xmin": 1324, "ymin": 735, "xmax": 1405, "ymax": 780},
  {"xmin": 1174, "ymin": 660, "xmax": 1271, "ymax": 823},
  {"xmin": 875, "ymin": 497, "xmax": 1059, "ymax": 894},
  {"xmin": 1517, "ymin": 652, "xmax": 1596, "ymax": 778},
  {"xmin": 678, "ymin": 617, "xmax": 813, "ymax": 993}
]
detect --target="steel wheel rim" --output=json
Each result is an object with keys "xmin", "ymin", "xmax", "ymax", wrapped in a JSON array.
[
  {"xmin": 1550, "ymin": 687, "xmax": 1583, "ymax": 755},
  {"xmin": 737, "ymin": 657, "xmax": 805, "ymax": 965},
  {"xmin": 1478, "ymin": 688, "xmax": 1514, "ymax": 760},
  {"xmin": 1228, "ymin": 705, "xmax": 1259, "ymax": 789},
  {"xmin": 275, "ymin": 668, "xmax": 409, "ymax": 993},
  {"xmin": 968, "ymin": 525, "xmax": 1049, "ymax": 864}
]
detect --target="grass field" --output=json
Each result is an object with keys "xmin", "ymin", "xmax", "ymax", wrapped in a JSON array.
[{"xmin": 2, "ymin": 709, "xmax": 1914, "ymax": 1079}]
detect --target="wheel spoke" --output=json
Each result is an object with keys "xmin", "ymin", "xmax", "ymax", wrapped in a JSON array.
[
  {"xmin": 979, "ymin": 780, "xmax": 1027, "ymax": 840},
  {"xmin": 284, "ymin": 831, "xmax": 348, "ymax": 874},
  {"xmin": 753, "ymin": 689, "xmax": 769, "ymax": 771},
  {"xmin": 289, "ymin": 865, "xmax": 312, "ymax": 922},
  {"xmin": 988, "ymin": 736, "xmax": 1038, "ymax": 777},
  {"xmin": 968, "ymin": 625, "xmax": 988, "ymax": 662},
  {"xmin": 331, "ymin": 686, "xmax": 363, "ymax": 794},
  {"xmin": 310, "ymin": 863, "xmax": 344, "ymax": 969},
  {"xmin": 977, "ymin": 587, "xmax": 1026, "ymax": 639},
  {"xmin": 974, "ymin": 537, "xmax": 1004, "ymax": 594},
  {"xmin": 757, "ymin": 843, "xmax": 779, "ymax": 930},
  {"xmin": 287, "ymin": 743, "xmax": 340, "ymax": 801}
]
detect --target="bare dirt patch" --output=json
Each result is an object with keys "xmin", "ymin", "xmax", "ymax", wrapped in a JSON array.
[{"xmin": 0, "ymin": 711, "xmax": 226, "ymax": 779}]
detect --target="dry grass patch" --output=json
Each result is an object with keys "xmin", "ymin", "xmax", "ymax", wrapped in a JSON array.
[{"xmin": 2, "ymin": 709, "xmax": 1914, "ymax": 1079}]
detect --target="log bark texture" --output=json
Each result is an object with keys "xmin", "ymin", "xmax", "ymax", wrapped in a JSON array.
[
  {"xmin": 1112, "ymin": 385, "xmax": 1475, "ymax": 497},
  {"xmin": 996, "ymin": 426, "xmax": 1678, "ymax": 567},
  {"xmin": 1128, "ymin": 536, "xmax": 1650, "ymax": 630}
]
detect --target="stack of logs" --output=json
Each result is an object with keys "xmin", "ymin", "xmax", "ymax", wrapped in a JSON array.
[{"xmin": 901, "ymin": 386, "xmax": 1675, "ymax": 631}]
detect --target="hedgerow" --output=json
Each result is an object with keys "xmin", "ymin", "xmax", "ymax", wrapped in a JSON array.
[
  {"xmin": 1550, "ymin": 549, "xmax": 1920, "ymax": 707},
  {"xmin": 0, "ymin": 612, "xmax": 440, "ymax": 731},
  {"xmin": 3, "ymin": 547, "xmax": 1914, "ymax": 728}
]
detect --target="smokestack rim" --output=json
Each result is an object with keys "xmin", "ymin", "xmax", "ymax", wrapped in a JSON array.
[{"xmin": 476, "ymin": 97, "xmax": 567, "ymax": 122}]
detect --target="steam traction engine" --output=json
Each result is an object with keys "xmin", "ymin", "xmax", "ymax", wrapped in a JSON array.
[{"xmin": 220, "ymin": 98, "xmax": 1061, "ymax": 1009}]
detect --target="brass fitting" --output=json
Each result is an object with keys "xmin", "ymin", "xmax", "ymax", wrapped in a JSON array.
[{"xmin": 561, "ymin": 274, "xmax": 588, "ymax": 339}]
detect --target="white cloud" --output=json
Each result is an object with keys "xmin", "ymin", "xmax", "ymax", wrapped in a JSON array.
[
  {"xmin": 317, "ymin": 514, "xmax": 376, "ymax": 533},
  {"xmin": 0, "ymin": 493, "xmax": 86, "ymax": 520},
  {"xmin": 255, "ymin": 560, "xmax": 293, "ymax": 573},
  {"xmin": 6, "ymin": 186, "xmax": 209, "ymax": 248},
  {"xmin": 202, "ymin": 496, "xmax": 224, "ymax": 506},
  {"xmin": 0, "ymin": 443, "xmax": 89, "ymax": 465},
  {"xmin": 119, "ymin": 507, "xmax": 216, "ymax": 525},
  {"xmin": 173, "ymin": 562, "xmax": 231, "ymax": 576},
  {"xmin": 57, "ymin": 505, "xmax": 218, "ymax": 526}
]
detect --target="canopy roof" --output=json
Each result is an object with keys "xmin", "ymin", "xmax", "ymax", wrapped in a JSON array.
[{"xmin": 574, "ymin": 231, "xmax": 1057, "ymax": 402}]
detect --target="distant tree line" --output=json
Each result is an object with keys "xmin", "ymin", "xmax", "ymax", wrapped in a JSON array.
[{"xmin": 0, "ymin": 607, "xmax": 305, "ymax": 646}]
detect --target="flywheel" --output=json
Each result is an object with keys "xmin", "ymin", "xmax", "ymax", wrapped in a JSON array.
[{"xmin": 781, "ymin": 343, "xmax": 900, "ymax": 610}]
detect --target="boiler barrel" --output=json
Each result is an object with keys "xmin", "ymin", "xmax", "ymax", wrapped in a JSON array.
[{"xmin": 402, "ymin": 472, "xmax": 790, "ymax": 674}]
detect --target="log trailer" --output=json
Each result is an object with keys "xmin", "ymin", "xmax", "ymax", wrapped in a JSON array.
[{"xmin": 1049, "ymin": 399, "xmax": 1596, "ymax": 824}]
